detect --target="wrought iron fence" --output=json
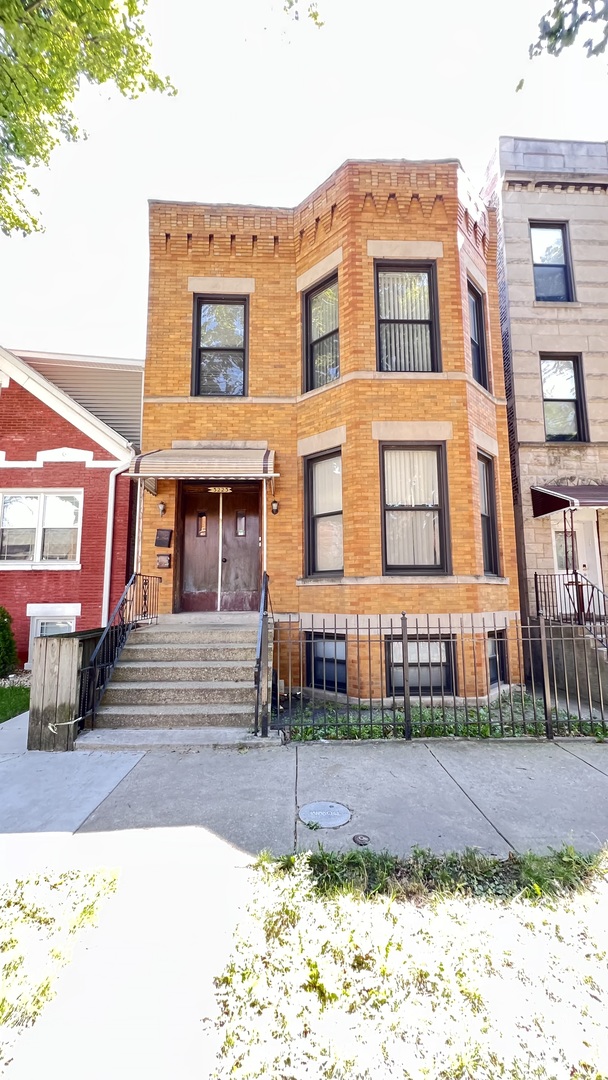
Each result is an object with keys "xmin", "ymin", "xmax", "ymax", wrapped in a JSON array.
[
  {"xmin": 79, "ymin": 572, "xmax": 161, "ymax": 727},
  {"xmin": 535, "ymin": 571, "xmax": 608, "ymax": 648},
  {"xmin": 254, "ymin": 572, "xmax": 273, "ymax": 737},
  {"xmin": 270, "ymin": 612, "xmax": 608, "ymax": 741}
]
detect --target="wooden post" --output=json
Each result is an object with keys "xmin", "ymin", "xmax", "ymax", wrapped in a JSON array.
[{"xmin": 27, "ymin": 635, "xmax": 81, "ymax": 751}]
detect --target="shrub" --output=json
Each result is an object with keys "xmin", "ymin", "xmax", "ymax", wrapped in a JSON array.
[{"xmin": 0, "ymin": 607, "xmax": 18, "ymax": 677}]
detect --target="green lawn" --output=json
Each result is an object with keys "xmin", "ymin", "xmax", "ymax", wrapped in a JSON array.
[
  {"xmin": 0, "ymin": 686, "xmax": 29, "ymax": 724},
  {"xmin": 211, "ymin": 849, "xmax": 608, "ymax": 1079}
]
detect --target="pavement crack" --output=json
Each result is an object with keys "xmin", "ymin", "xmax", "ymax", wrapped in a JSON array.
[
  {"xmin": 556, "ymin": 741, "xmax": 608, "ymax": 779},
  {"xmin": 425, "ymin": 743, "xmax": 519, "ymax": 855},
  {"xmin": 75, "ymin": 751, "xmax": 146, "ymax": 833}
]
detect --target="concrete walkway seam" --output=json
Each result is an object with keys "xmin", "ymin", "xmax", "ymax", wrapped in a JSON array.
[
  {"xmin": 75, "ymin": 750, "xmax": 148, "ymax": 833},
  {"xmin": 424, "ymin": 743, "xmax": 519, "ymax": 854},
  {"xmin": 556, "ymin": 741, "xmax": 608, "ymax": 780}
]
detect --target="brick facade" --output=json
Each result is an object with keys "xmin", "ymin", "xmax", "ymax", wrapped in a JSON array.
[
  {"xmin": 0, "ymin": 374, "xmax": 133, "ymax": 663},
  {"xmin": 141, "ymin": 160, "xmax": 520, "ymax": 639}
]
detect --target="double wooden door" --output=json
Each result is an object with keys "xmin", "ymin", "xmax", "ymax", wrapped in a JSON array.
[{"xmin": 180, "ymin": 485, "xmax": 260, "ymax": 611}]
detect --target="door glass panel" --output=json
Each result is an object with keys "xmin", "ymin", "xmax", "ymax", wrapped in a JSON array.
[
  {"xmin": 555, "ymin": 530, "xmax": 578, "ymax": 573},
  {"xmin": 197, "ymin": 512, "xmax": 207, "ymax": 537},
  {"xmin": 236, "ymin": 511, "xmax": 246, "ymax": 537}
]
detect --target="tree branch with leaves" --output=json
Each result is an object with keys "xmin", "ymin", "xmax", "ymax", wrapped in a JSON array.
[{"xmin": 0, "ymin": 0, "xmax": 174, "ymax": 235}]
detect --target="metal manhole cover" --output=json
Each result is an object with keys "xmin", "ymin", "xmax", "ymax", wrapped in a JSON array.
[{"xmin": 299, "ymin": 801, "xmax": 351, "ymax": 828}]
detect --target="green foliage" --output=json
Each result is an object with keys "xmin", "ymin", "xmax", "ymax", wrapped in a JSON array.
[
  {"xmin": 0, "ymin": 0, "xmax": 174, "ymax": 234},
  {"xmin": 0, "ymin": 686, "xmax": 29, "ymax": 723},
  {"xmin": 274, "ymin": 843, "xmax": 604, "ymax": 902},
  {"xmin": 281, "ymin": 692, "xmax": 604, "ymax": 742},
  {"xmin": 283, "ymin": 0, "xmax": 324, "ymax": 27},
  {"xmin": 0, "ymin": 607, "xmax": 17, "ymax": 678},
  {"xmin": 213, "ymin": 851, "xmax": 608, "ymax": 1077},
  {"xmin": 531, "ymin": 1, "xmax": 608, "ymax": 60},
  {"xmin": 0, "ymin": 870, "xmax": 116, "ymax": 1067}
]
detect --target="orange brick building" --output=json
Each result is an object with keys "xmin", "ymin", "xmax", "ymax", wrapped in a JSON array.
[{"xmin": 135, "ymin": 159, "xmax": 520, "ymax": 696}]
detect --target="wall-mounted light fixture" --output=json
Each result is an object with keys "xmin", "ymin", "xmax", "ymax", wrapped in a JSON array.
[
  {"xmin": 158, "ymin": 501, "xmax": 166, "ymax": 517},
  {"xmin": 271, "ymin": 499, "xmax": 279, "ymax": 516}
]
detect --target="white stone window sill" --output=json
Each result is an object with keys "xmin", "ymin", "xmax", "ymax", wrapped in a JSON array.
[
  {"xmin": 533, "ymin": 301, "xmax": 582, "ymax": 309},
  {"xmin": 0, "ymin": 562, "xmax": 81, "ymax": 571}
]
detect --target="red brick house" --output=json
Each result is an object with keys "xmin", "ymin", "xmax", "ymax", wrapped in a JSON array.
[{"xmin": 0, "ymin": 346, "xmax": 139, "ymax": 665}]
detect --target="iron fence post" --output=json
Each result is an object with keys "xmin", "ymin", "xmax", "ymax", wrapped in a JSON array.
[
  {"xmin": 401, "ymin": 612, "xmax": 412, "ymax": 740},
  {"xmin": 538, "ymin": 610, "xmax": 554, "ymax": 740},
  {"xmin": 261, "ymin": 608, "xmax": 269, "ymax": 738},
  {"xmin": 534, "ymin": 572, "xmax": 540, "ymax": 617}
]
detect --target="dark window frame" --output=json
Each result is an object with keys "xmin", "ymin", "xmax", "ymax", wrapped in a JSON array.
[
  {"xmin": 468, "ymin": 281, "xmax": 489, "ymax": 390},
  {"xmin": 529, "ymin": 221, "xmax": 575, "ymax": 303},
  {"xmin": 306, "ymin": 632, "xmax": 347, "ymax": 694},
  {"xmin": 380, "ymin": 442, "xmax": 451, "ymax": 575},
  {"xmin": 385, "ymin": 634, "xmax": 457, "ymax": 696},
  {"xmin": 303, "ymin": 273, "xmax": 340, "ymax": 393},
  {"xmin": 487, "ymin": 631, "xmax": 508, "ymax": 687},
  {"xmin": 374, "ymin": 260, "xmax": 442, "ymax": 374},
  {"xmin": 540, "ymin": 353, "xmax": 588, "ymax": 443},
  {"xmin": 304, "ymin": 448, "xmax": 344, "ymax": 577},
  {"xmin": 477, "ymin": 452, "xmax": 499, "ymax": 576},
  {"xmin": 191, "ymin": 294, "xmax": 249, "ymax": 397}
]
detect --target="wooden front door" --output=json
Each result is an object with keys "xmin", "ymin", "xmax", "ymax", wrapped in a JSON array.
[{"xmin": 180, "ymin": 485, "xmax": 260, "ymax": 611}]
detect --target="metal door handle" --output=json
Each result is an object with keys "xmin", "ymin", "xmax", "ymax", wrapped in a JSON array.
[{"xmin": 222, "ymin": 557, "xmax": 227, "ymax": 563}]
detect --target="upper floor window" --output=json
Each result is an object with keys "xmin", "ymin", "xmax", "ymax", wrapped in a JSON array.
[
  {"xmin": 305, "ymin": 277, "xmax": 339, "ymax": 391},
  {"xmin": 381, "ymin": 445, "xmax": 448, "ymax": 573},
  {"xmin": 530, "ymin": 223, "xmax": 574, "ymax": 302},
  {"xmin": 306, "ymin": 451, "xmax": 343, "ymax": 575},
  {"xmin": 468, "ymin": 283, "xmax": 489, "ymax": 390},
  {"xmin": 376, "ymin": 263, "xmax": 440, "ymax": 373},
  {"xmin": 541, "ymin": 356, "xmax": 586, "ymax": 442},
  {"xmin": 0, "ymin": 491, "xmax": 82, "ymax": 565},
  {"xmin": 478, "ymin": 453, "xmax": 499, "ymax": 575},
  {"xmin": 193, "ymin": 296, "xmax": 247, "ymax": 396}
]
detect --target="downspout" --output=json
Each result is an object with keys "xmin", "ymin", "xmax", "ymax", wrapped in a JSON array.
[{"xmin": 101, "ymin": 460, "xmax": 132, "ymax": 625}]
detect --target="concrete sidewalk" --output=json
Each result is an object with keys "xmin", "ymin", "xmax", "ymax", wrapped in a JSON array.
[
  {"xmin": 2, "ymin": 713, "xmax": 608, "ymax": 853},
  {"xmin": 2, "ymin": 712, "xmax": 608, "ymax": 1080}
]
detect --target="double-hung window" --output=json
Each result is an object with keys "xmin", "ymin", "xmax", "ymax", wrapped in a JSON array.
[
  {"xmin": 305, "ymin": 276, "xmax": 339, "ymax": 390},
  {"xmin": 530, "ymin": 223, "xmax": 574, "ymax": 302},
  {"xmin": 478, "ymin": 453, "xmax": 499, "ymax": 575},
  {"xmin": 193, "ymin": 296, "xmax": 247, "ymax": 396},
  {"xmin": 541, "ymin": 356, "xmax": 586, "ymax": 442},
  {"xmin": 376, "ymin": 263, "xmax": 439, "ymax": 372},
  {"xmin": 306, "ymin": 451, "xmax": 343, "ymax": 575},
  {"xmin": 0, "ymin": 491, "xmax": 82, "ymax": 565},
  {"xmin": 386, "ymin": 636, "xmax": 456, "ymax": 695},
  {"xmin": 468, "ymin": 283, "xmax": 489, "ymax": 389},
  {"xmin": 382, "ymin": 445, "xmax": 448, "ymax": 573}
]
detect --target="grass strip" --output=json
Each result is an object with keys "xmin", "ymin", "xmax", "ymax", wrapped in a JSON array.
[{"xmin": 269, "ymin": 843, "xmax": 605, "ymax": 902}]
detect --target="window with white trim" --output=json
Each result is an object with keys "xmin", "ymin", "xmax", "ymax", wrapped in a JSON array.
[
  {"xmin": 0, "ymin": 491, "xmax": 82, "ymax": 565},
  {"xmin": 27, "ymin": 616, "xmax": 76, "ymax": 668}
]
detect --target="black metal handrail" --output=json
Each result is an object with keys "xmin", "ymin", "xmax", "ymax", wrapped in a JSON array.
[
  {"xmin": 254, "ymin": 572, "xmax": 272, "ymax": 736},
  {"xmin": 535, "ymin": 570, "xmax": 608, "ymax": 647},
  {"xmin": 79, "ymin": 572, "xmax": 161, "ymax": 727}
]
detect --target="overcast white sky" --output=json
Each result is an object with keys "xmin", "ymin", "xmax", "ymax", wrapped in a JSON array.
[{"xmin": 0, "ymin": 0, "xmax": 606, "ymax": 359}]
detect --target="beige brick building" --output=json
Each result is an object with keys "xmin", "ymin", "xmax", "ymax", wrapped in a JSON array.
[
  {"xmin": 134, "ymin": 159, "xmax": 520, "ymax": 696},
  {"xmin": 492, "ymin": 138, "xmax": 608, "ymax": 619}
]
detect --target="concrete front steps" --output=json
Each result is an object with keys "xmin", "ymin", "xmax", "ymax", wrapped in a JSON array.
[
  {"xmin": 75, "ymin": 726, "xmax": 281, "ymax": 751},
  {"xmin": 88, "ymin": 614, "xmax": 265, "ymax": 735}
]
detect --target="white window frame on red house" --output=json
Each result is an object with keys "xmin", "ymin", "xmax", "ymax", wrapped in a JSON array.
[
  {"xmin": 0, "ymin": 489, "xmax": 84, "ymax": 570},
  {"xmin": 25, "ymin": 602, "xmax": 81, "ymax": 669}
]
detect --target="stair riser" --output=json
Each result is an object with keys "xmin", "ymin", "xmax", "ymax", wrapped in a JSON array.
[
  {"xmin": 103, "ymin": 686, "xmax": 256, "ymax": 705},
  {"xmin": 112, "ymin": 664, "xmax": 254, "ymax": 683},
  {"xmin": 121, "ymin": 646, "xmax": 257, "ymax": 662},
  {"xmin": 131, "ymin": 629, "xmax": 258, "ymax": 644},
  {"xmin": 93, "ymin": 711, "xmax": 254, "ymax": 729}
]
